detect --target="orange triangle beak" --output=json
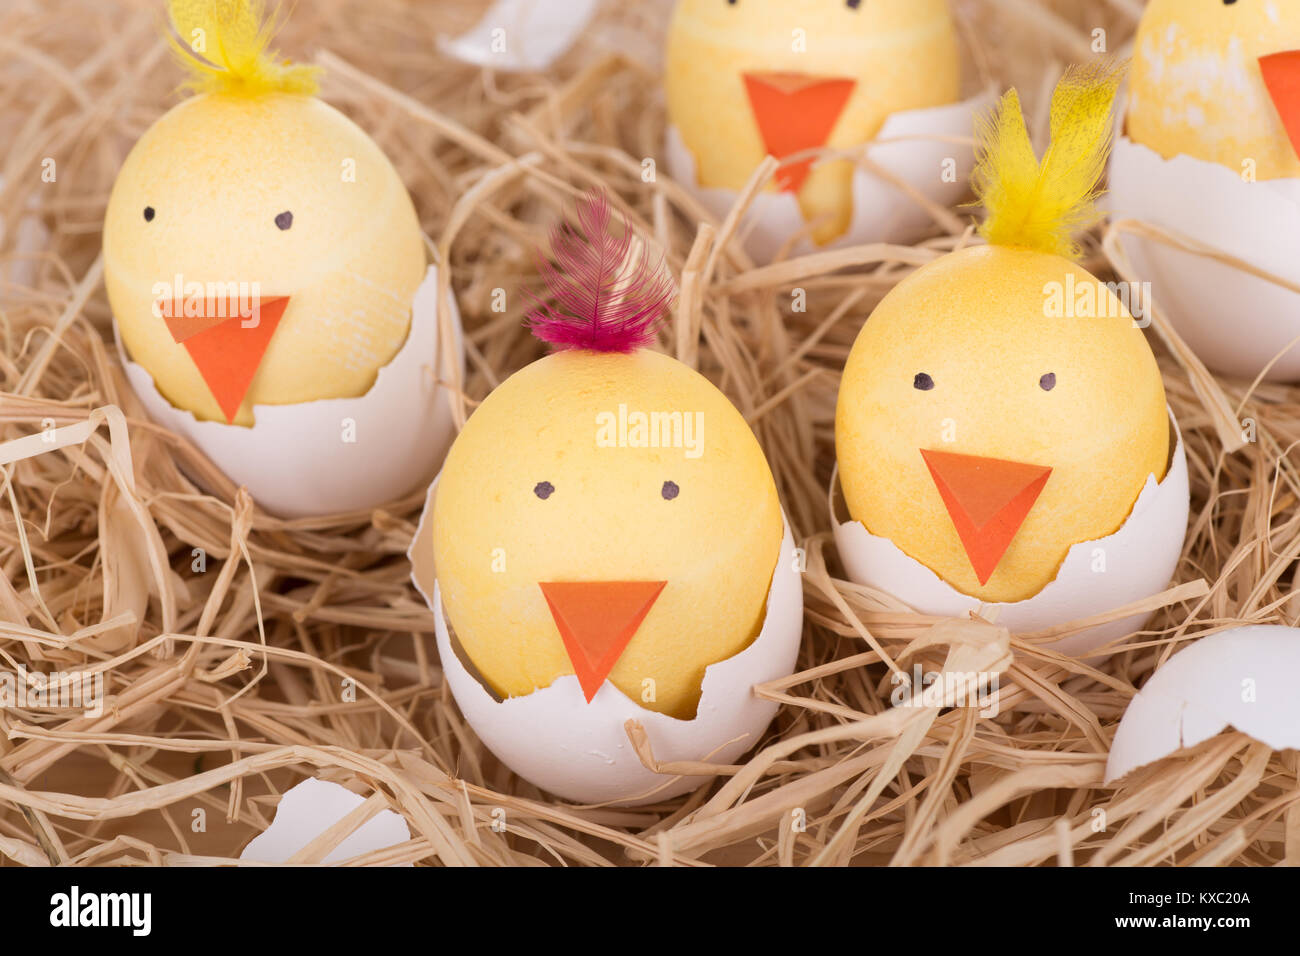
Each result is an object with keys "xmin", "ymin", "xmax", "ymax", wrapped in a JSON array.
[
  {"xmin": 1260, "ymin": 51, "xmax": 1300, "ymax": 160},
  {"xmin": 159, "ymin": 295, "xmax": 291, "ymax": 423},
  {"xmin": 539, "ymin": 581, "xmax": 667, "ymax": 703},
  {"xmin": 742, "ymin": 71, "xmax": 856, "ymax": 193},
  {"xmin": 920, "ymin": 449, "xmax": 1052, "ymax": 586}
]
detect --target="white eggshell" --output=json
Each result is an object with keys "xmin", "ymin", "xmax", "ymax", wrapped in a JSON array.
[
  {"xmin": 666, "ymin": 88, "xmax": 997, "ymax": 264},
  {"xmin": 832, "ymin": 414, "xmax": 1189, "ymax": 657},
  {"xmin": 0, "ymin": 174, "xmax": 49, "ymax": 290},
  {"xmin": 438, "ymin": 0, "xmax": 599, "ymax": 73},
  {"xmin": 240, "ymin": 777, "xmax": 411, "ymax": 865},
  {"xmin": 117, "ymin": 265, "xmax": 464, "ymax": 519},
  {"xmin": 1108, "ymin": 134, "xmax": 1300, "ymax": 381},
  {"xmin": 1105, "ymin": 625, "xmax": 1300, "ymax": 783},
  {"xmin": 408, "ymin": 480, "xmax": 805, "ymax": 805}
]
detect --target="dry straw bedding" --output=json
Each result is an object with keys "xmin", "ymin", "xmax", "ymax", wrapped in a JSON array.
[{"xmin": 0, "ymin": 0, "xmax": 1296, "ymax": 867}]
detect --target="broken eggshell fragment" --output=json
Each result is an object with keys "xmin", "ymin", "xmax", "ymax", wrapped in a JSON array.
[{"xmin": 1105, "ymin": 625, "xmax": 1300, "ymax": 783}]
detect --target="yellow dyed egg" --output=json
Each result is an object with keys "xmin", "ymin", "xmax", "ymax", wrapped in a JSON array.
[
  {"xmin": 103, "ymin": 0, "xmax": 426, "ymax": 426},
  {"xmin": 836, "ymin": 245, "xmax": 1169, "ymax": 603},
  {"xmin": 1128, "ymin": 0, "xmax": 1300, "ymax": 180},
  {"xmin": 665, "ymin": 0, "xmax": 960, "ymax": 244},
  {"xmin": 433, "ymin": 349, "xmax": 782, "ymax": 719}
]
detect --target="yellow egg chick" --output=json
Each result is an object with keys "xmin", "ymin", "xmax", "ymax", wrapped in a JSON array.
[
  {"xmin": 433, "ymin": 194, "xmax": 782, "ymax": 719},
  {"xmin": 1128, "ymin": 0, "xmax": 1300, "ymax": 180},
  {"xmin": 665, "ymin": 0, "xmax": 960, "ymax": 245},
  {"xmin": 434, "ymin": 350, "xmax": 782, "ymax": 720},
  {"xmin": 103, "ymin": 0, "xmax": 425, "ymax": 426},
  {"xmin": 836, "ymin": 65, "xmax": 1169, "ymax": 604}
]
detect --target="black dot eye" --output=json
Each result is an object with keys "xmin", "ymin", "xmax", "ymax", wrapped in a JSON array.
[
  {"xmin": 143, "ymin": 206, "xmax": 155, "ymax": 222},
  {"xmin": 275, "ymin": 211, "xmax": 293, "ymax": 230},
  {"xmin": 846, "ymin": 0, "xmax": 861, "ymax": 8},
  {"xmin": 913, "ymin": 372, "xmax": 935, "ymax": 391},
  {"xmin": 1039, "ymin": 372, "xmax": 1057, "ymax": 391},
  {"xmin": 661, "ymin": 480, "xmax": 679, "ymax": 501},
  {"xmin": 533, "ymin": 481, "xmax": 554, "ymax": 499}
]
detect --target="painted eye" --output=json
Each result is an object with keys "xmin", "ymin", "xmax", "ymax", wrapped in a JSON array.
[
  {"xmin": 533, "ymin": 481, "xmax": 554, "ymax": 499},
  {"xmin": 846, "ymin": 0, "xmax": 862, "ymax": 8},
  {"xmin": 275, "ymin": 211, "xmax": 293, "ymax": 230},
  {"xmin": 1039, "ymin": 372, "xmax": 1057, "ymax": 391},
  {"xmin": 913, "ymin": 373, "xmax": 935, "ymax": 391},
  {"xmin": 143, "ymin": 206, "xmax": 155, "ymax": 222},
  {"xmin": 661, "ymin": 480, "xmax": 680, "ymax": 500}
]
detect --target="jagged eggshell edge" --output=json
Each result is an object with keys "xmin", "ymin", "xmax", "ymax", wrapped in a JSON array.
[
  {"xmin": 117, "ymin": 265, "xmax": 464, "ymax": 519},
  {"xmin": 832, "ymin": 413, "xmax": 1189, "ymax": 658},
  {"xmin": 409, "ymin": 480, "xmax": 805, "ymax": 806}
]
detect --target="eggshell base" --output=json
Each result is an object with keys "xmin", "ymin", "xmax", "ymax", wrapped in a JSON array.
[
  {"xmin": 408, "ymin": 480, "xmax": 805, "ymax": 806},
  {"xmin": 117, "ymin": 265, "xmax": 464, "ymax": 518},
  {"xmin": 665, "ymin": 88, "xmax": 997, "ymax": 264},
  {"xmin": 1105, "ymin": 625, "xmax": 1300, "ymax": 783},
  {"xmin": 832, "ymin": 413, "xmax": 1189, "ymax": 657},
  {"xmin": 1108, "ymin": 134, "xmax": 1300, "ymax": 381}
]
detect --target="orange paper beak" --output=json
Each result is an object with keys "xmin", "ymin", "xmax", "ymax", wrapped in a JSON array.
[
  {"xmin": 158, "ymin": 294, "xmax": 291, "ymax": 424},
  {"xmin": 921, "ymin": 449, "xmax": 1052, "ymax": 586},
  {"xmin": 742, "ymin": 71, "xmax": 856, "ymax": 193},
  {"xmin": 1260, "ymin": 50, "xmax": 1300, "ymax": 160},
  {"xmin": 539, "ymin": 580, "xmax": 667, "ymax": 703}
]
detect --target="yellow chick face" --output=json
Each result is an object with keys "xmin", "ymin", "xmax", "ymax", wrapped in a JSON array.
[
  {"xmin": 104, "ymin": 92, "xmax": 426, "ymax": 425},
  {"xmin": 432, "ymin": 349, "xmax": 783, "ymax": 719},
  {"xmin": 665, "ymin": 0, "xmax": 960, "ymax": 244},
  {"xmin": 1128, "ymin": 0, "xmax": 1300, "ymax": 180},
  {"xmin": 836, "ymin": 245, "xmax": 1170, "ymax": 603}
]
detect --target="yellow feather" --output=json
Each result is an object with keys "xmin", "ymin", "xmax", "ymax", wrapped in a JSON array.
[
  {"xmin": 973, "ymin": 62, "xmax": 1124, "ymax": 259},
  {"xmin": 167, "ymin": 0, "xmax": 319, "ymax": 98}
]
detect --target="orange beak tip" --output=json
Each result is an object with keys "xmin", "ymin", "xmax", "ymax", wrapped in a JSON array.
[
  {"xmin": 539, "ymin": 581, "xmax": 666, "ymax": 703},
  {"xmin": 920, "ymin": 449, "xmax": 1052, "ymax": 586},
  {"xmin": 1259, "ymin": 50, "xmax": 1300, "ymax": 159},
  {"xmin": 741, "ymin": 72, "xmax": 856, "ymax": 194},
  {"xmin": 158, "ymin": 294, "xmax": 291, "ymax": 424}
]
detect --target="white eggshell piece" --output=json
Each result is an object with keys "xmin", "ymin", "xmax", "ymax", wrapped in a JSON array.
[
  {"xmin": 666, "ymin": 88, "xmax": 997, "ymax": 264},
  {"xmin": 118, "ymin": 265, "xmax": 464, "ymax": 518},
  {"xmin": 1105, "ymin": 625, "xmax": 1300, "ymax": 782},
  {"xmin": 239, "ymin": 777, "xmax": 412, "ymax": 865},
  {"xmin": 833, "ymin": 414, "xmax": 1189, "ymax": 658},
  {"xmin": 0, "ymin": 174, "xmax": 49, "ymax": 290},
  {"xmin": 408, "ymin": 481, "xmax": 805, "ymax": 806},
  {"xmin": 1108, "ymin": 134, "xmax": 1300, "ymax": 381},
  {"xmin": 438, "ymin": 0, "xmax": 599, "ymax": 73}
]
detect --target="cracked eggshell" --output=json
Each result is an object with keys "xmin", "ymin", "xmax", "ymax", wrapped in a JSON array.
[
  {"xmin": 1108, "ymin": 134, "xmax": 1300, "ymax": 381},
  {"xmin": 409, "ymin": 481, "xmax": 804, "ymax": 806},
  {"xmin": 239, "ymin": 777, "xmax": 411, "ymax": 865},
  {"xmin": 438, "ymin": 0, "xmax": 598, "ymax": 73},
  {"xmin": 117, "ymin": 265, "xmax": 464, "ymax": 519},
  {"xmin": 1106, "ymin": 625, "xmax": 1300, "ymax": 783},
  {"xmin": 832, "ymin": 414, "xmax": 1189, "ymax": 658},
  {"xmin": 665, "ymin": 88, "xmax": 996, "ymax": 264}
]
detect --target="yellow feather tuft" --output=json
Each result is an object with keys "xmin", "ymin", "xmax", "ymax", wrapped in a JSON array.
[
  {"xmin": 972, "ymin": 62, "xmax": 1124, "ymax": 260},
  {"xmin": 167, "ymin": 0, "xmax": 319, "ymax": 98}
]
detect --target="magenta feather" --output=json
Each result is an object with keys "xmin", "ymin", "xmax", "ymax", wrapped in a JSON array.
[{"xmin": 526, "ymin": 189, "xmax": 675, "ymax": 353}]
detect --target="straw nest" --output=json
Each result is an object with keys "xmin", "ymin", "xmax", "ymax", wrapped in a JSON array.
[{"xmin": 1, "ymin": 0, "xmax": 1297, "ymax": 867}]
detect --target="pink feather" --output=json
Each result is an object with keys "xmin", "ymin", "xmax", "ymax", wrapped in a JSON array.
[{"xmin": 526, "ymin": 190, "xmax": 675, "ymax": 353}]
